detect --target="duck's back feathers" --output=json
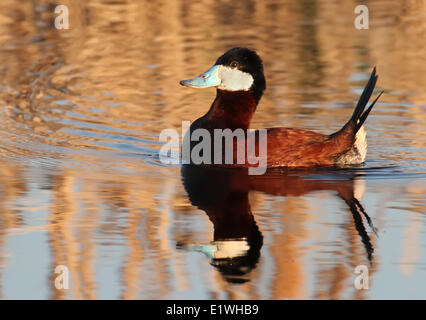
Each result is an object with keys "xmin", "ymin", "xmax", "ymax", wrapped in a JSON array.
[{"xmin": 246, "ymin": 68, "xmax": 382, "ymax": 168}]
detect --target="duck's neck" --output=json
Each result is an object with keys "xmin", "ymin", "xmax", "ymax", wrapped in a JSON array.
[{"xmin": 204, "ymin": 90, "xmax": 258, "ymax": 131}]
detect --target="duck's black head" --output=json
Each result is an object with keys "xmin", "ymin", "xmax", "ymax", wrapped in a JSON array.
[{"xmin": 180, "ymin": 47, "xmax": 266, "ymax": 104}]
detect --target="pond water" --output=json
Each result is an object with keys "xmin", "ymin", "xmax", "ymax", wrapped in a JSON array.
[{"xmin": 0, "ymin": 0, "xmax": 425, "ymax": 299}]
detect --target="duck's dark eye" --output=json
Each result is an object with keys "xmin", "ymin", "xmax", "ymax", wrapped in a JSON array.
[{"xmin": 230, "ymin": 61, "xmax": 239, "ymax": 68}]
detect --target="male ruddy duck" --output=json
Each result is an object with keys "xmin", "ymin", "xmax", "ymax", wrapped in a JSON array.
[{"xmin": 180, "ymin": 47, "xmax": 382, "ymax": 168}]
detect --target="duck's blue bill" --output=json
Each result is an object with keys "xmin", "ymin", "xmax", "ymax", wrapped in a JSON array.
[{"xmin": 180, "ymin": 65, "xmax": 221, "ymax": 88}]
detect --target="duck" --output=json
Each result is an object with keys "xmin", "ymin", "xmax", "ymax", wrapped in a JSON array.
[{"xmin": 179, "ymin": 47, "xmax": 382, "ymax": 169}]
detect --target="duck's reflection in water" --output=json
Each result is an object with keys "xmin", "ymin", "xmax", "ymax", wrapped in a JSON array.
[
  {"xmin": 180, "ymin": 165, "xmax": 263, "ymax": 284},
  {"xmin": 179, "ymin": 164, "xmax": 376, "ymax": 284}
]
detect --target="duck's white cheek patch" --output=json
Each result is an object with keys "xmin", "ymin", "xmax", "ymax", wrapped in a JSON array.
[{"xmin": 217, "ymin": 66, "xmax": 254, "ymax": 91}]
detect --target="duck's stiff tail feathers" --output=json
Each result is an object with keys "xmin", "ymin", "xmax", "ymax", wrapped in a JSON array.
[
  {"xmin": 349, "ymin": 67, "xmax": 383, "ymax": 134},
  {"xmin": 329, "ymin": 67, "xmax": 383, "ymax": 164},
  {"xmin": 329, "ymin": 67, "xmax": 383, "ymax": 165}
]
